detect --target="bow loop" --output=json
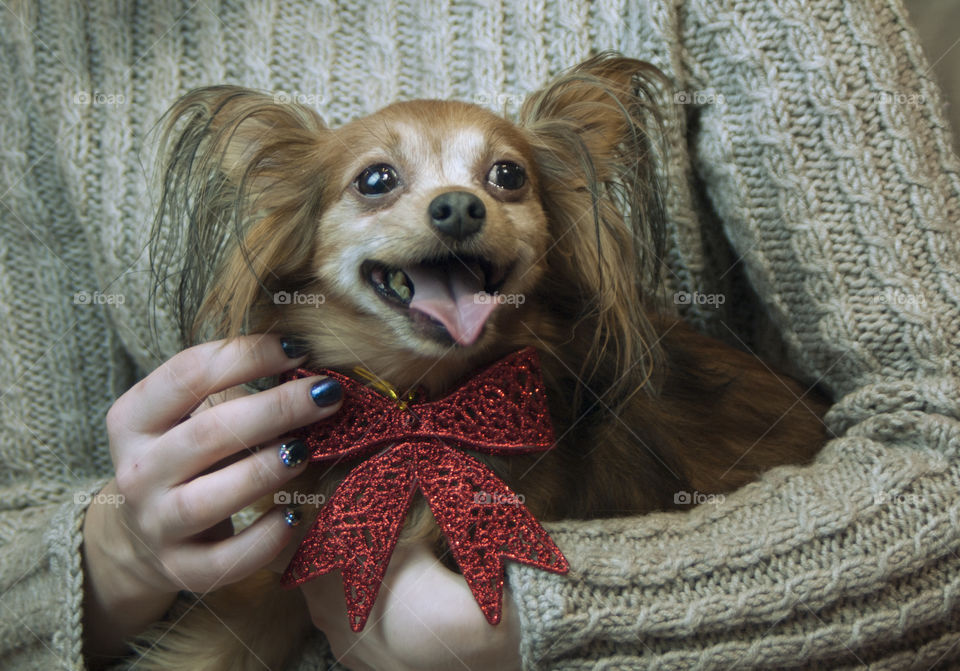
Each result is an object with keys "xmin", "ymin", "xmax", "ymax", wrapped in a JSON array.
[{"xmin": 284, "ymin": 348, "xmax": 555, "ymax": 458}]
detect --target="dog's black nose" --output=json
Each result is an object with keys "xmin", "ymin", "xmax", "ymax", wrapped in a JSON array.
[{"xmin": 429, "ymin": 191, "xmax": 485, "ymax": 240}]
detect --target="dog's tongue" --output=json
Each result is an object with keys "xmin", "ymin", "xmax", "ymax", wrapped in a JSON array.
[{"xmin": 404, "ymin": 263, "xmax": 497, "ymax": 346}]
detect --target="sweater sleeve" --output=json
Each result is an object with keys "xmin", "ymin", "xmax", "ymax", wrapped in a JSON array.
[
  {"xmin": 0, "ymin": 4, "xmax": 141, "ymax": 669},
  {"xmin": 509, "ymin": 1, "xmax": 960, "ymax": 668},
  {"xmin": 0, "ymin": 480, "xmax": 111, "ymax": 670}
]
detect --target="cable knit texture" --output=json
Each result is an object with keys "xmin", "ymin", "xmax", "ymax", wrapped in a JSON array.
[{"xmin": 1, "ymin": 1, "xmax": 958, "ymax": 669}]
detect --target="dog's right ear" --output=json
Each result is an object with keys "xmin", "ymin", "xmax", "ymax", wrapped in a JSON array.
[
  {"xmin": 149, "ymin": 86, "xmax": 329, "ymax": 346},
  {"xmin": 517, "ymin": 54, "xmax": 668, "ymax": 407}
]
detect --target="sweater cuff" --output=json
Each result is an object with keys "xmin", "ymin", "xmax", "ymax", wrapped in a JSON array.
[
  {"xmin": 508, "ymin": 519, "xmax": 644, "ymax": 670},
  {"xmin": 0, "ymin": 478, "xmax": 107, "ymax": 670},
  {"xmin": 46, "ymin": 479, "xmax": 110, "ymax": 670}
]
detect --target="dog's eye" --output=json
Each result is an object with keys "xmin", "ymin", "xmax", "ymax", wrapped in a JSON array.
[
  {"xmin": 355, "ymin": 164, "xmax": 399, "ymax": 196},
  {"xmin": 487, "ymin": 161, "xmax": 526, "ymax": 190}
]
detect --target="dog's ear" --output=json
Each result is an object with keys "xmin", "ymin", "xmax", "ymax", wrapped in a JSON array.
[
  {"xmin": 518, "ymin": 53, "xmax": 668, "ymax": 405},
  {"xmin": 149, "ymin": 86, "xmax": 329, "ymax": 345}
]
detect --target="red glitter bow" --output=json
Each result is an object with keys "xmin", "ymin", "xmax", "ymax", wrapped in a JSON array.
[{"xmin": 279, "ymin": 347, "xmax": 568, "ymax": 632}]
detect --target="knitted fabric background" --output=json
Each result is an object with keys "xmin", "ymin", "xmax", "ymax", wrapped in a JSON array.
[{"xmin": 1, "ymin": 1, "xmax": 958, "ymax": 669}]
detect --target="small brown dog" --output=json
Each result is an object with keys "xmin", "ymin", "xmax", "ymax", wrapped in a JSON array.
[{"xmin": 139, "ymin": 53, "xmax": 829, "ymax": 669}]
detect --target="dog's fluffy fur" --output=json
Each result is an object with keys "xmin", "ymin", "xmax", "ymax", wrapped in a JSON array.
[{"xmin": 138, "ymin": 54, "xmax": 830, "ymax": 669}]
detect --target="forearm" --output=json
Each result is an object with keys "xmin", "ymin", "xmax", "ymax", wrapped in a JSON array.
[
  {"xmin": 511, "ymin": 0, "xmax": 960, "ymax": 667},
  {"xmin": 81, "ymin": 481, "xmax": 178, "ymax": 667},
  {"xmin": 0, "ymin": 481, "xmax": 103, "ymax": 670},
  {"xmin": 511, "ymin": 430, "xmax": 960, "ymax": 668}
]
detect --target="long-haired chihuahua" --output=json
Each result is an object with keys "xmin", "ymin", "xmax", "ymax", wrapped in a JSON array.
[{"xmin": 138, "ymin": 53, "xmax": 829, "ymax": 669}]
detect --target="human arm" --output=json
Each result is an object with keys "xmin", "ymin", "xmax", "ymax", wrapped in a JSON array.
[{"xmin": 508, "ymin": 0, "xmax": 960, "ymax": 668}]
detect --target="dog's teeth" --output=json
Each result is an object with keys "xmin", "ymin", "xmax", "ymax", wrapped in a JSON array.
[{"xmin": 388, "ymin": 270, "xmax": 412, "ymax": 302}]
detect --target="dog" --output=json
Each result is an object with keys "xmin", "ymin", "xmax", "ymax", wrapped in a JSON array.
[{"xmin": 138, "ymin": 53, "xmax": 830, "ymax": 670}]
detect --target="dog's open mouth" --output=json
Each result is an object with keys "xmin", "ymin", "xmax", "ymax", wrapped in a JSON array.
[{"xmin": 361, "ymin": 256, "xmax": 511, "ymax": 346}]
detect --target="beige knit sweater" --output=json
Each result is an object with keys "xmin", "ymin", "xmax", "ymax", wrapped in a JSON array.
[{"xmin": 2, "ymin": 1, "xmax": 959, "ymax": 669}]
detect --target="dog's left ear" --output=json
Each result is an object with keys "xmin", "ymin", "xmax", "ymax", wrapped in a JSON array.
[
  {"xmin": 518, "ymin": 53, "xmax": 668, "ymax": 403},
  {"xmin": 149, "ymin": 86, "xmax": 331, "ymax": 346}
]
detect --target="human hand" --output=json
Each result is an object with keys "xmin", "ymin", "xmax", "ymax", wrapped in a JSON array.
[
  {"xmin": 82, "ymin": 334, "xmax": 342, "ymax": 660},
  {"xmin": 299, "ymin": 541, "xmax": 523, "ymax": 671}
]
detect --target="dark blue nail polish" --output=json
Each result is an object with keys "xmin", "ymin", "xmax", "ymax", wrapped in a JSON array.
[
  {"xmin": 310, "ymin": 378, "xmax": 342, "ymax": 407},
  {"xmin": 280, "ymin": 337, "xmax": 308, "ymax": 358},
  {"xmin": 278, "ymin": 440, "xmax": 308, "ymax": 467},
  {"xmin": 284, "ymin": 506, "xmax": 302, "ymax": 527}
]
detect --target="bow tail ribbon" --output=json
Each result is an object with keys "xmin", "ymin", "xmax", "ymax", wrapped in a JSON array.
[
  {"xmin": 282, "ymin": 440, "xmax": 568, "ymax": 632},
  {"xmin": 282, "ymin": 445, "xmax": 419, "ymax": 632},
  {"xmin": 418, "ymin": 442, "xmax": 570, "ymax": 625}
]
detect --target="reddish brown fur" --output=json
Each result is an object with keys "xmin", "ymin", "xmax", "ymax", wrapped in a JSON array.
[{"xmin": 139, "ymin": 54, "xmax": 830, "ymax": 670}]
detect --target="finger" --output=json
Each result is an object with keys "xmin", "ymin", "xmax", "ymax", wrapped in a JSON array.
[
  {"xmin": 110, "ymin": 334, "xmax": 306, "ymax": 438},
  {"xmin": 171, "ymin": 506, "xmax": 297, "ymax": 593},
  {"xmin": 159, "ymin": 374, "xmax": 342, "ymax": 483},
  {"xmin": 162, "ymin": 439, "xmax": 311, "ymax": 538},
  {"xmin": 266, "ymin": 502, "xmax": 320, "ymax": 574}
]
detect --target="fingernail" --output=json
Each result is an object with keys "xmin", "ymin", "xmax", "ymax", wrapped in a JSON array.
[
  {"xmin": 278, "ymin": 439, "xmax": 308, "ymax": 467},
  {"xmin": 310, "ymin": 378, "xmax": 342, "ymax": 407},
  {"xmin": 284, "ymin": 506, "xmax": 302, "ymax": 527},
  {"xmin": 280, "ymin": 336, "xmax": 308, "ymax": 358}
]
